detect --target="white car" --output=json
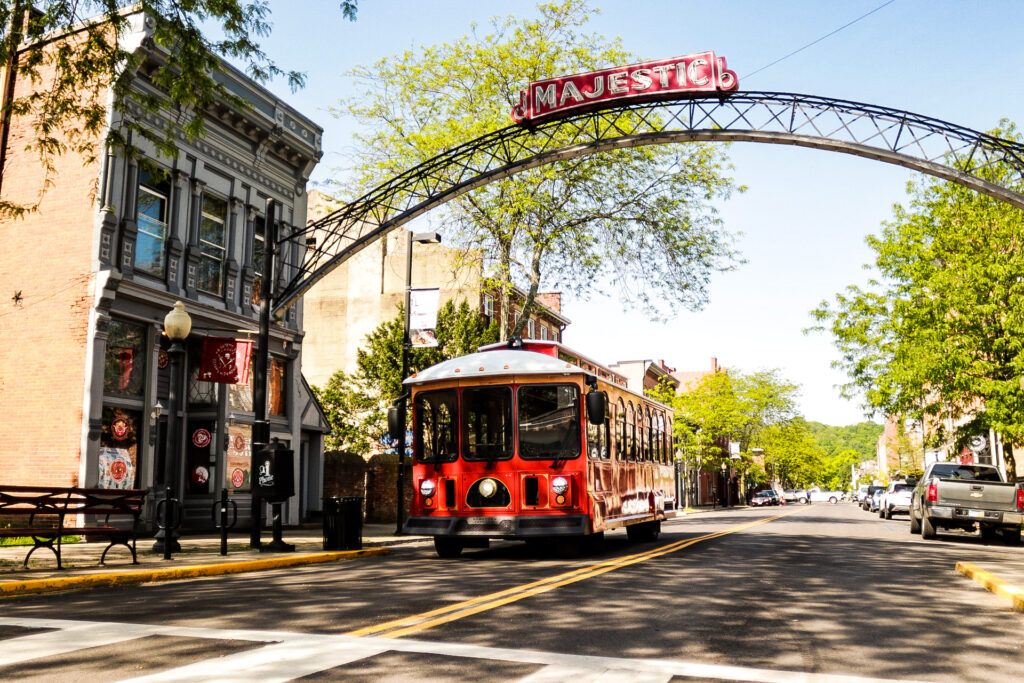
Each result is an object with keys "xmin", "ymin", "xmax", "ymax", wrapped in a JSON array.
[
  {"xmin": 879, "ymin": 481, "xmax": 913, "ymax": 519},
  {"xmin": 807, "ymin": 487, "xmax": 844, "ymax": 504}
]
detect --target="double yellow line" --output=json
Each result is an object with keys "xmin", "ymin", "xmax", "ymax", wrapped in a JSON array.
[{"xmin": 348, "ymin": 506, "xmax": 805, "ymax": 638}]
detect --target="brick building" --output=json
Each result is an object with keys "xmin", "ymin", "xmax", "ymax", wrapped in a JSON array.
[
  {"xmin": 0, "ymin": 10, "xmax": 327, "ymax": 529},
  {"xmin": 302, "ymin": 190, "xmax": 570, "ymax": 388}
]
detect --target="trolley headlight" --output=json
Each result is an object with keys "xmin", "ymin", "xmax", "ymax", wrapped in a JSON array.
[
  {"xmin": 479, "ymin": 478, "xmax": 499, "ymax": 499},
  {"xmin": 551, "ymin": 476, "xmax": 569, "ymax": 495},
  {"xmin": 419, "ymin": 479, "xmax": 436, "ymax": 497}
]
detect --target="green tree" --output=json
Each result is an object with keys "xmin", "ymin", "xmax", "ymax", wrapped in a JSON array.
[
  {"xmin": 337, "ymin": 0, "xmax": 742, "ymax": 339},
  {"xmin": 812, "ymin": 120, "xmax": 1024, "ymax": 480},
  {"xmin": 654, "ymin": 367, "xmax": 801, "ymax": 496},
  {"xmin": 315, "ymin": 299, "xmax": 499, "ymax": 452},
  {"xmin": 0, "ymin": 0, "xmax": 358, "ymax": 219}
]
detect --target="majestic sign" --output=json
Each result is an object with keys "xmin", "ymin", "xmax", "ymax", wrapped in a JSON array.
[{"xmin": 512, "ymin": 51, "xmax": 737, "ymax": 124}]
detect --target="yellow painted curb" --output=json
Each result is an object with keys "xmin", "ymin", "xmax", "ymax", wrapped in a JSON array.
[
  {"xmin": 0, "ymin": 547, "xmax": 387, "ymax": 598},
  {"xmin": 956, "ymin": 561, "xmax": 1024, "ymax": 612}
]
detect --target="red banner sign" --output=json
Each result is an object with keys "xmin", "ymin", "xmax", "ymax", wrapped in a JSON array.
[
  {"xmin": 198, "ymin": 337, "xmax": 253, "ymax": 385},
  {"xmin": 512, "ymin": 51, "xmax": 737, "ymax": 124}
]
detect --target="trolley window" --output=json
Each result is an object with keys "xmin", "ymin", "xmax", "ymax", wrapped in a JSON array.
[
  {"xmin": 615, "ymin": 398, "xmax": 626, "ymax": 460},
  {"xmin": 414, "ymin": 389, "xmax": 458, "ymax": 463},
  {"xmin": 518, "ymin": 384, "xmax": 581, "ymax": 461},
  {"xmin": 462, "ymin": 385, "xmax": 513, "ymax": 461}
]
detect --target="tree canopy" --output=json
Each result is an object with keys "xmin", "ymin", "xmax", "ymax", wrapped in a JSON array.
[
  {"xmin": 0, "ymin": 0, "xmax": 357, "ymax": 219},
  {"xmin": 811, "ymin": 120, "xmax": 1024, "ymax": 477},
  {"xmin": 337, "ymin": 0, "xmax": 743, "ymax": 338}
]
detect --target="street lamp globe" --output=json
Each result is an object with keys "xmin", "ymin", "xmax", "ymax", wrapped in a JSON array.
[{"xmin": 164, "ymin": 301, "xmax": 192, "ymax": 339}]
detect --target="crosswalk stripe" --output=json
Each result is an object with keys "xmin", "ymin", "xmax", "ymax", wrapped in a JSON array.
[
  {"xmin": 0, "ymin": 616, "xmax": 929, "ymax": 683},
  {"xmin": 120, "ymin": 637, "xmax": 388, "ymax": 683}
]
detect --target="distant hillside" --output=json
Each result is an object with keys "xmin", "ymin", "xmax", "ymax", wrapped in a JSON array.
[{"xmin": 806, "ymin": 421, "xmax": 883, "ymax": 462}]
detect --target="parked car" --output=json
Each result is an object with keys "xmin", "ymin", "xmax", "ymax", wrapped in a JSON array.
[
  {"xmin": 765, "ymin": 489, "xmax": 786, "ymax": 506},
  {"xmin": 751, "ymin": 491, "xmax": 777, "ymax": 507},
  {"xmin": 807, "ymin": 487, "xmax": 843, "ymax": 504},
  {"xmin": 782, "ymin": 489, "xmax": 808, "ymax": 504},
  {"xmin": 910, "ymin": 462, "xmax": 1024, "ymax": 544},
  {"xmin": 862, "ymin": 485, "xmax": 886, "ymax": 510},
  {"xmin": 879, "ymin": 481, "xmax": 914, "ymax": 519}
]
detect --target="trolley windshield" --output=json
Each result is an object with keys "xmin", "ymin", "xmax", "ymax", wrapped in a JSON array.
[
  {"xmin": 517, "ymin": 384, "xmax": 581, "ymax": 460},
  {"xmin": 414, "ymin": 389, "xmax": 458, "ymax": 463}
]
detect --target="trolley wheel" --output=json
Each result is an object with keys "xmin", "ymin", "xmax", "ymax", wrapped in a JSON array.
[
  {"xmin": 626, "ymin": 520, "xmax": 661, "ymax": 542},
  {"xmin": 433, "ymin": 537, "xmax": 464, "ymax": 558}
]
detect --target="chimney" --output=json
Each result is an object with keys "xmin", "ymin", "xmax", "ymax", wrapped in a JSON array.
[{"xmin": 711, "ymin": 356, "xmax": 719, "ymax": 372}]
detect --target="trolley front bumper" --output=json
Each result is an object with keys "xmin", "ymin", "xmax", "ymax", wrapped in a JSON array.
[{"xmin": 404, "ymin": 514, "xmax": 589, "ymax": 537}]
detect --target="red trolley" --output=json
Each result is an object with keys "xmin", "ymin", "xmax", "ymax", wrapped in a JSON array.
[{"xmin": 398, "ymin": 339, "xmax": 678, "ymax": 557}]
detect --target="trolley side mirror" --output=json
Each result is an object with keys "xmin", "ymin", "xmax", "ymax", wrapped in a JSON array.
[
  {"xmin": 387, "ymin": 406, "xmax": 403, "ymax": 443},
  {"xmin": 586, "ymin": 390, "xmax": 607, "ymax": 426}
]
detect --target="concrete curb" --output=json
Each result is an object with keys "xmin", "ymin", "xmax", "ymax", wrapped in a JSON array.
[
  {"xmin": 955, "ymin": 561, "xmax": 1024, "ymax": 612},
  {"xmin": 0, "ymin": 547, "xmax": 388, "ymax": 598}
]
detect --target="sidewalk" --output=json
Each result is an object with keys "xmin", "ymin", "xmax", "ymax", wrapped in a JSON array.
[{"xmin": 0, "ymin": 523, "xmax": 430, "ymax": 598}]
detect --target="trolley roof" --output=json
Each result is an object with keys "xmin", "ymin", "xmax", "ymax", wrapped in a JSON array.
[{"xmin": 405, "ymin": 349, "xmax": 585, "ymax": 385}]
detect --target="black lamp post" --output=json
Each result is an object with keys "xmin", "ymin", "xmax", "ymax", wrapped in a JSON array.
[
  {"xmin": 721, "ymin": 461, "xmax": 728, "ymax": 508},
  {"xmin": 156, "ymin": 300, "xmax": 191, "ymax": 559},
  {"xmin": 396, "ymin": 231, "xmax": 442, "ymax": 534}
]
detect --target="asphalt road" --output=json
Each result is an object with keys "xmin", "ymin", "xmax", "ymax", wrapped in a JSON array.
[{"xmin": 3, "ymin": 503, "xmax": 1024, "ymax": 682}]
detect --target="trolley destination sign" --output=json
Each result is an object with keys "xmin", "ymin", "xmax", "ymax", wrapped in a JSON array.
[{"xmin": 511, "ymin": 51, "xmax": 738, "ymax": 123}]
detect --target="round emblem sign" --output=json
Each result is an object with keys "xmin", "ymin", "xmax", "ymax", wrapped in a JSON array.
[
  {"xmin": 191, "ymin": 466, "xmax": 209, "ymax": 485},
  {"xmin": 192, "ymin": 428, "xmax": 212, "ymax": 448},
  {"xmin": 233, "ymin": 434, "xmax": 246, "ymax": 451},
  {"xmin": 109, "ymin": 458, "xmax": 128, "ymax": 483},
  {"xmin": 157, "ymin": 348, "xmax": 169, "ymax": 369},
  {"xmin": 111, "ymin": 418, "xmax": 130, "ymax": 441},
  {"xmin": 231, "ymin": 468, "xmax": 245, "ymax": 488}
]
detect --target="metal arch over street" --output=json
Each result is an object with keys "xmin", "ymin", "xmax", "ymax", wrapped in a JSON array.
[{"xmin": 274, "ymin": 91, "xmax": 1024, "ymax": 314}]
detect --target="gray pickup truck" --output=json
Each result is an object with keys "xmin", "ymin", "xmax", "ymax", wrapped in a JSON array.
[{"xmin": 910, "ymin": 462, "xmax": 1023, "ymax": 544}]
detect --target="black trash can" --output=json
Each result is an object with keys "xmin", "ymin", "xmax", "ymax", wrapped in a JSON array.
[
  {"xmin": 322, "ymin": 497, "xmax": 342, "ymax": 550},
  {"xmin": 322, "ymin": 496, "xmax": 363, "ymax": 551},
  {"xmin": 339, "ymin": 496, "xmax": 363, "ymax": 550}
]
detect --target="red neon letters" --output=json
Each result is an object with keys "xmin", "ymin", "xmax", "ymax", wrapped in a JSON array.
[{"xmin": 512, "ymin": 52, "xmax": 738, "ymax": 124}]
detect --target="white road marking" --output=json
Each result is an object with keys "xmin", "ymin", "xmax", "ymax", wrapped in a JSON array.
[{"xmin": 0, "ymin": 617, "xmax": 929, "ymax": 683}]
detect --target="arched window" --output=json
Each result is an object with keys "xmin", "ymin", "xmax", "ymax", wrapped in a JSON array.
[
  {"xmin": 625, "ymin": 401, "xmax": 636, "ymax": 460},
  {"xmin": 643, "ymin": 409, "xmax": 651, "ymax": 462},
  {"xmin": 657, "ymin": 413, "xmax": 665, "ymax": 462},
  {"xmin": 615, "ymin": 398, "xmax": 626, "ymax": 461}
]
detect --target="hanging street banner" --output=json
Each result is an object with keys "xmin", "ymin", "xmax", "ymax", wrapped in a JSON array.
[
  {"xmin": 512, "ymin": 51, "xmax": 738, "ymax": 124},
  {"xmin": 198, "ymin": 337, "xmax": 254, "ymax": 385},
  {"xmin": 409, "ymin": 288, "xmax": 441, "ymax": 348}
]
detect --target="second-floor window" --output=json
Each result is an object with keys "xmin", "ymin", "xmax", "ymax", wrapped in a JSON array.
[
  {"xmin": 136, "ymin": 170, "xmax": 170, "ymax": 277},
  {"xmin": 198, "ymin": 195, "xmax": 227, "ymax": 295},
  {"xmin": 540, "ymin": 325, "xmax": 548, "ymax": 340},
  {"xmin": 483, "ymin": 296, "xmax": 494, "ymax": 325},
  {"xmin": 527, "ymin": 318, "xmax": 536, "ymax": 338}
]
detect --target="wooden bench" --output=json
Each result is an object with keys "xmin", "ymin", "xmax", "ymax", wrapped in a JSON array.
[{"xmin": 0, "ymin": 486, "xmax": 147, "ymax": 569}]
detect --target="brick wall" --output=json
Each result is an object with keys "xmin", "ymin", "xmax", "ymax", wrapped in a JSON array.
[
  {"xmin": 322, "ymin": 451, "xmax": 413, "ymax": 523},
  {"xmin": 0, "ymin": 41, "xmax": 105, "ymax": 486}
]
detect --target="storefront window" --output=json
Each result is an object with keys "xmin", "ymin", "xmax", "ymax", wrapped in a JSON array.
[
  {"xmin": 226, "ymin": 424, "xmax": 252, "ymax": 491},
  {"xmin": 99, "ymin": 407, "xmax": 140, "ymax": 488},
  {"xmin": 104, "ymin": 319, "xmax": 147, "ymax": 397},
  {"xmin": 269, "ymin": 358, "xmax": 286, "ymax": 416}
]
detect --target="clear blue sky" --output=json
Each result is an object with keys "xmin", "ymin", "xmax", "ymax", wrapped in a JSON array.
[{"xmin": 250, "ymin": 1, "xmax": 1024, "ymax": 426}]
